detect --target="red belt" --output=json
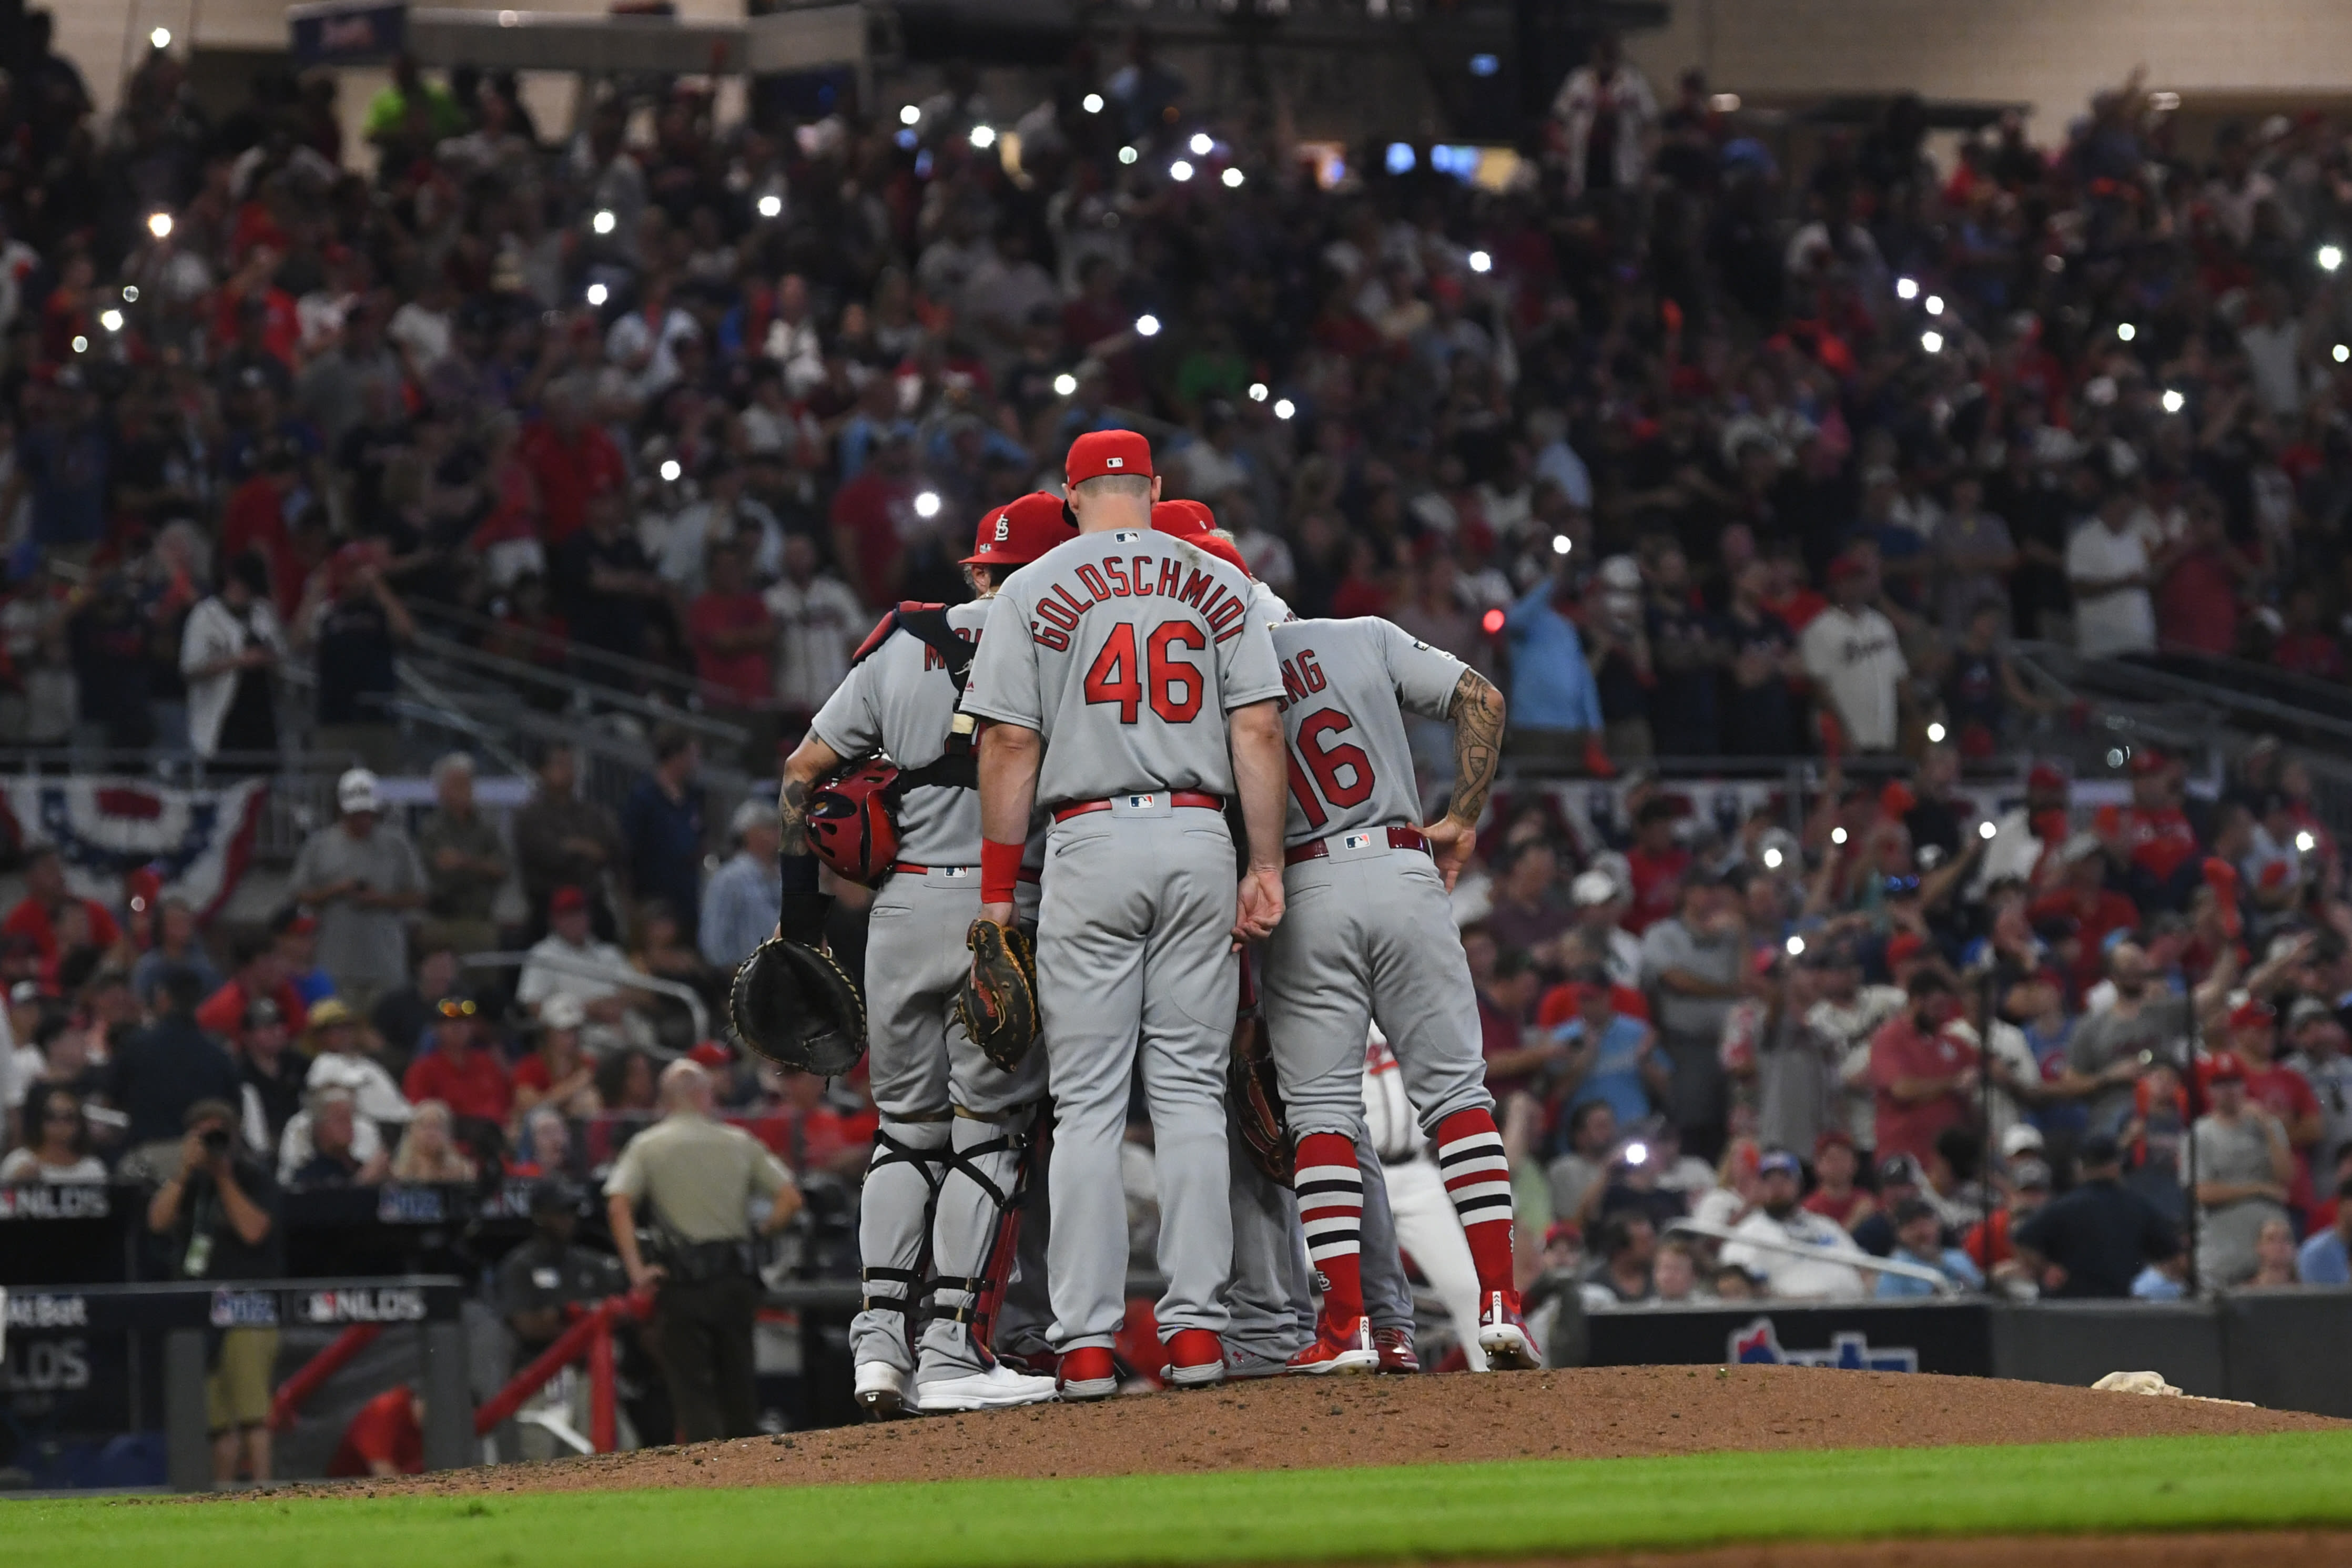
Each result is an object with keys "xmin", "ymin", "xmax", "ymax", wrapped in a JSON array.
[
  {"xmin": 891, "ymin": 863, "xmax": 1041, "ymax": 883},
  {"xmin": 1284, "ymin": 825, "xmax": 1430, "ymax": 867},
  {"xmin": 1050, "ymin": 791, "xmax": 1225, "ymax": 823}
]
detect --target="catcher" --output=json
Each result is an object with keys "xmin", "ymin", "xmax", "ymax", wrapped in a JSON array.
[{"xmin": 761, "ymin": 492, "xmax": 1073, "ymax": 1417}]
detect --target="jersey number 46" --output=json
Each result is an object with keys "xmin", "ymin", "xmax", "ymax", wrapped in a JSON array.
[{"xmin": 1082, "ymin": 621, "xmax": 1205, "ymax": 724}]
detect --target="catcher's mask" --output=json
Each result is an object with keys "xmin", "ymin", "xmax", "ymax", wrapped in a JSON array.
[{"xmin": 805, "ymin": 760, "xmax": 901, "ymax": 885}]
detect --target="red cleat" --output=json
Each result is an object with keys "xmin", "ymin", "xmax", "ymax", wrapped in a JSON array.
[
  {"xmin": 1372, "ymin": 1326, "xmax": 1420, "ymax": 1374},
  {"xmin": 1284, "ymin": 1315, "xmax": 1378, "ymax": 1376},
  {"xmin": 1477, "ymin": 1290, "xmax": 1540, "ymax": 1370},
  {"xmin": 1160, "ymin": 1327, "xmax": 1225, "ymax": 1389},
  {"xmin": 1057, "ymin": 1346, "xmax": 1118, "ymax": 1401}
]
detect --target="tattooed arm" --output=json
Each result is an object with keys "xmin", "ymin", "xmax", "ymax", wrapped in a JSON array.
[
  {"xmin": 774, "ymin": 734, "xmax": 847, "ymax": 944},
  {"xmin": 1423, "ymin": 668, "xmax": 1506, "ymax": 892}
]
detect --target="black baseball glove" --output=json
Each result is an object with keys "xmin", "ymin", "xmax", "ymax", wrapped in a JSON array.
[
  {"xmin": 957, "ymin": 919, "xmax": 1039, "ymax": 1073},
  {"xmin": 729, "ymin": 938, "xmax": 867, "ymax": 1076}
]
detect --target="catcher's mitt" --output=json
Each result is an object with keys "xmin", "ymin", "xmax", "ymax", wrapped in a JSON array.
[
  {"xmin": 957, "ymin": 919, "xmax": 1039, "ymax": 1073},
  {"xmin": 729, "ymin": 938, "xmax": 867, "ymax": 1075},
  {"xmin": 1228, "ymin": 1014, "xmax": 1294, "ymax": 1187}
]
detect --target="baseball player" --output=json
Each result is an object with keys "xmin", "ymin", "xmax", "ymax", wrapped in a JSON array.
[
  {"xmin": 1259, "ymin": 611, "xmax": 1538, "ymax": 1370},
  {"xmin": 1361, "ymin": 1028, "xmax": 1489, "ymax": 1371},
  {"xmin": 776, "ymin": 492, "xmax": 1073, "ymax": 1416},
  {"xmin": 961, "ymin": 430, "xmax": 1289, "ymax": 1399}
]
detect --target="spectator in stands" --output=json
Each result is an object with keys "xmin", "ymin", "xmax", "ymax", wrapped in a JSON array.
[
  {"xmin": 1581, "ymin": 1212, "xmax": 1658, "ymax": 1306},
  {"xmin": 108, "ymin": 967, "xmax": 240, "ymax": 1178},
  {"xmin": 1624, "ymin": 799, "xmax": 1694, "ymax": 934},
  {"xmin": 0, "ymin": 1085, "xmax": 105, "ymax": 1183},
  {"xmin": 699, "ymin": 799, "xmax": 781, "ymax": 972},
  {"xmin": 417, "ymin": 751, "xmax": 509, "ymax": 960},
  {"xmin": 285, "ymin": 1086, "xmax": 389, "ymax": 1188},
  {"xmin": 1719, "ymin": 1148, "xmax": 1871, "ymax": 1299},
  {"xmin": 370, "ymin": 944, "xmax": 461, "ymax": 1081},
  {"xmin": 1485, "ymin": 840, "xmax": 1575, "ymax": 967},
  {"xmin": 179, "ymin": 551, "xmax": 285, "ymax": 769},
  {"xmin": 2247, "ymin": 1216, "xmax": 2300, "ymax": 1288},
  {"xmin": 1799, "ymin": 556, "xmax": 1906, "ymax": 754},
  {"xmin": 131, "ymin": 899, "xmax": 220, "ymax": 1013},
  {"xmin": 512, "ymin": 994, "xmax": 602, "ymax": 1122},
  {"xmin": 147, "ymin": 1097, "xmax": 282, "ymax": 1486},
  {"xmin": 1502, "ymin": 558, "xmax": 1610, "ymax": 775},
  {"xmin": 2066, "ymin": 940, "xmax": 2201, "ymax": 1136},
  {"xmin": 519, "ymin": 886, "xmax": 643, "ymax": 1054},
  {"xmin": 553, "ymin": 489, "xmax": 666, "ymax": 665},
  {"xmin": 765, "ymin": 530, "xmax": 867, "ymax": 735},
  {"xmin": 296, "ymin": 545, "xmax": 415, "ymax": 773},
  {"xmin": 196, "ymin": 934, "xmax": 304, "ymax": 1047},
  {"xmin": 1640, "ymin": 869, "xmax": 1745, "ymax": 1146},
  {"xmin": 2283, "ymin": 999, "xmax": 2352, "ymax": 1182},
  {"xmin": 686, "ymin": 538, "xmax": 775, "ymax": 755},
  {"xmin": 288, "ymin": 768, "xmax": 427, "ymax": 1012},
  {"xmin": 1546, "ymin": 1100, "xmax": 1619, "ymax": 1227},
  {"xmin": 2297, "ymin": 1175, "xmax": 2352, "ymax": 1286},
  {"xmin": 296, "ymin": 997, "xmax": 413, "ymax": 1145},
  {"xmin": 2067, "ymin": 484, "xmax": 2158, "ymax": 659},
  {"xmin": 235, "ymin": 997, "xmax": 306, "ymax": 1152},
  {"xmin": 390, "ymin": 1099, "xmax": 479, "ymax": 1184},
  {"xmin": 1552, "ymin": 965, "xmax": 1668, "ymax": 1130},
  {"xmin": 2012, "ymin": 1132, "xmax": 2181, "ymax": 1298},
  {"xmin": 1802, "ymin": 1129, "xmax": 1874, "ymax": 1231},
  {"xmin": 1567, "ymin": 869, "xmax": 1645, "ymax": 985},
  {"xmin": 3, "ymin": 847, "xmax": 128, "ymax": 970},
  {"xmin": 2189, "ymin": 1051, "xmax": 2296, "ymax": 1290},
  {"xmin": 327, "ymin": 1387, "xmax": 424, "ymax": 1479},
  {"xmin": 621, "ymin": 728, "xmax": 708, "ymax": 943},
  {"xmin": 272, "ymin": 907, "xmax": 336, "ymax": 1009},
  {"xmin": 401, "ymin": 993, "xmax": 514, "ymax": 1135},
  {"xmin": 1874, "ymin": 1195, "xmax": 1984, "ymax": 1297},
  {"xmin": 513, "ymin": 741, "xmax": 627, "ymax": 941},
  {"xmin": 1867, "ymin": 969, "xmax": 1980, "ymax": 1167}
]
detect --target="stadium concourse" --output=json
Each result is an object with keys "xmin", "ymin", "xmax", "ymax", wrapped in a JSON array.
[{"xmin": 12, "ymin": 0, "xmax": 2352, "ymax": 1510}]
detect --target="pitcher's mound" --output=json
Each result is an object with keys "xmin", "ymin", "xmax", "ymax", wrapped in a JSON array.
[{"xmin": 370, "ymin": 1365, "xmax": 2340, "ymax": 1497}]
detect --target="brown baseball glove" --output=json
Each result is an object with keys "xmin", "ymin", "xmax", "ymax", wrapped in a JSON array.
[
  {"xmin": 957, "ymin": 919, "xmax": 1039, "ymax": 1073},
  {"xmin": 1228, "ymin": 1014, "xmax": 1294, "ymax": 1188}
]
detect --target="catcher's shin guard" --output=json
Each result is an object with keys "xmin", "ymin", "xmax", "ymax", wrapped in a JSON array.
[
  {"xmin": 851, "ymin": 1117, "xmax": 949, "ymax": 1372},
  {"xmin": 918, "ymin": 1103, "xmax": 1039, "ymax": 1368}
]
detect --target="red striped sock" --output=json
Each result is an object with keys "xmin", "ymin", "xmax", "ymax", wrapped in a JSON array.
[
  {"xmin": 1293, "ymin": 1132, "xmax": 1364, "ymax": 1324},
  {"xmin": 1435, "ymin": 1109, "xmax": 1515, "ymax": 1295}
]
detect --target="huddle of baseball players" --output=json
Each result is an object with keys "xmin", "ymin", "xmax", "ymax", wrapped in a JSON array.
[{"xmin": 773, "ymin": 429, "xmax": 1535, "ymax": 1416}]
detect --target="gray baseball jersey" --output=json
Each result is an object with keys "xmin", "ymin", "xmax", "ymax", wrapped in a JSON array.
[
  {"xmin": 962, "ymin": 523, "xmax": 1283, "ymax": 1358},
  {"xmin": 1261, "ymin": 616, "xmax": 1491, "ymax": 1141},
  {"xmin": 1270, "ymin": 618, "xmax": 1465, "ymax": 848},
  {"xmin": 809, "ymin": 600, "xmax": 989, "ymax": 867},
  {"xmin": 962, "ymin": 529, "xmax": 1282, "ymax": 801}
]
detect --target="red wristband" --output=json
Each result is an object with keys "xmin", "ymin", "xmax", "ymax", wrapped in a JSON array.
[{"xmin": 980, "ymin": 839, "xmax": 1024, "ymax": 905}]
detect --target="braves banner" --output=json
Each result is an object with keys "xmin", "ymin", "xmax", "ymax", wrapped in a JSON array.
[{"xmin": 0, "ymin": 777, "xmax": 267, "ymax": 918}]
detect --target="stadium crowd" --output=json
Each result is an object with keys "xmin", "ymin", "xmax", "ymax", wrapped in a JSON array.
[{"xmin": 2, "ymin": 11, "xmax": 2352, "ymax": 1406}]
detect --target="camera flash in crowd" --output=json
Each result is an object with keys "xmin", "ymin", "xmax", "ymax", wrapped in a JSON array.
[
  {"xmin": 585, "ymin": 281, "xmax": 609, "ymax": 306},
  {"xmin": 122, "ymin": 285, "xmax": 139, "ymax": 302},
  {"xmin": 1624, "ymin": 1142, "xmax": 1649, "ymax": 1167},
  {"xmin": 1980, "ymin": 820, "xmax": 1999, "ymax": 841},
  {"xmin": 1052, "ymin": 372, "xmax": 1078, "ymax": 396},
  {"xmin": 970, "ymin": 125, "xmax": 996, "ymax": 150},
  {"xmin": 2336, "ymin": 344, "xmax": 2350, "ymax": 364},
  {"xmin": 2117, "ymin": 322, "xmax": 2137, "ymax": 342},
  {"xmin": 914, "ymin": 491, "xmax": 943, "ymax": 519},
  {"xmin": 2321, "ymin": 244, "xmax": 2344, "ymax": 272},
  {"xmin": 1785, "ymin": 934, "xmax": 1806, "ymax": 956},
  {"xmin": 2162, "ymin": 388, "xmax": 2187, "ymax": 414},
  {"xmin": 2298, "ymin": 831, "xmax": 2319, "ymax": 854},
  {"xmin": 1118, "ymin": 145, "xmax": 1138, "ymax": 165},
  {"xmin": 1895, "ymin": 277, "xmax": 1919, "ymax": 301},
  {"xmin": 899, "ymin": 104, "xmax": 920, "ymax": 126},
  {"xmin": 1135, "ymin": 313, "xmax": 1161, "ymax": 337},
  {"xmin": 1551, "ymin": 534, "xmax": 1573, "ymax": 556},
  {"xmin": 1831, "ymin": 827, "xmax": 1849, "ymax": 846},
  {"xmin": 1189, "ymin": 132, "xmax": 1213, "ymax": 156},
  {"xmin": 1763, "ymin": 847, "xmax": 1784, "ymax": 870},
  {"xmin": 756, "ymin": 195, "xmax": 782, "ymax": 219},
  {"xmin": 147, "ymin": 212, "xmax": 173, "ymax": 239},
  {"xmin": 591, "ymin": 209, "xmax": 616, "ymax": 235},
  {"xmin": 1920, "ymin": 331, "xmax": 1943, "ymax": 354},
  {"xmin": 658, "ymin": 460, "xmax": 682, "ymax": 483},
  {"xmin": 100, "ymin": 309, "xmax": 123, "ymax": 332},
  {"xmin": 1273, "ymin": 398, "xmax": 1296, "ymax": 420},
  {"xmin": 1169, "ymin": 159, "xmax": 1194, "ymax": 182},
  {"xmin": 1468, "ymin": 250, "xmax": 1492, "ymax": 273},
  {"xmin": 1924, "ymin": 295, "xmax": 1944, "ymax": 316},
  {"xmin": 150, "ymin": 26, "xmax": 171, "ymax": 47},
  {"xmin": 1925, "ymin": 721, "xmax": 1946, "ymax": 743},
  {"xmin": 1248, "ymin": 382, "xmax": 1268, "ymax": 402},
  {"xmin": 1221, "ymin": 167, "xmax": 1244, "ymax": 188},
  {"xmin": 1082, "ymin": 93, "xmax": 1104, "ymax": 114}
]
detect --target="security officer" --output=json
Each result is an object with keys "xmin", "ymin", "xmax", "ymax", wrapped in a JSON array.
[{"xmin": 604, "ymin": 1061, "xmax": 800, "ymax": 1441}]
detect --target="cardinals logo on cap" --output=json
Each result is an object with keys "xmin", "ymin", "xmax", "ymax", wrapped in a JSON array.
[{"xmin": 994, "ymin": 513, "xmax": 1010, "ymax": 541}]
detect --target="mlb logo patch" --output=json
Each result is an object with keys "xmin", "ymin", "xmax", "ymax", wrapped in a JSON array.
[
  {"xmin": 1106, "ymin": 456, "xmax": 1125, "ymax": 469},
  {"xmin": 1128, "ymin": 793, "xmax": 1156, "ymax": 809},
  {"xmin": 1343, "ymin": 832, "xmax": 1374, "ymax": 850},
  {"xmin": 939, "ymin": 866, "xmax": 970, "ymax": 878}
]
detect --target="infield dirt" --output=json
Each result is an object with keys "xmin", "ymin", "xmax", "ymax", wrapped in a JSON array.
[{"xmin": 295, "ymin": 1364, "xmax": 2339, "ymax": 1498}]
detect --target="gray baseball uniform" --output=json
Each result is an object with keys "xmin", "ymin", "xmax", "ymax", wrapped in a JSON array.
[
  {"xmin": 812, "ymin": 599, "xmax": 1052, "ymax": 1383},
  {"xmin": 963, "ymin": 527, "xmax": 1282, "ymax": 1351},
  {"xmin": 1260, "ymin": 617, "xmax": 1492, "ymax": 1138}
]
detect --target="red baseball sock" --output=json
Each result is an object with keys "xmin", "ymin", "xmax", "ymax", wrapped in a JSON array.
[
  {"xmin": 1293, "ymin": 1132, "xmax": 1364, "ymax": 1324},
  {"xmin": 1434, "ymin": 1109, "xmax": 1516, "ymax": 1295}
]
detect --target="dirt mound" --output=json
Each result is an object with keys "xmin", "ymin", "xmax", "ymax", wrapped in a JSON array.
[{"xmin": 322, "ymin": 1365, "xmax": 2339, "ymax": 1498}]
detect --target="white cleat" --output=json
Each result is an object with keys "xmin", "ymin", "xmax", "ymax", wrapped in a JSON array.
[
  {"xmin": 913, "ymin": 1361, "xmax": 1061, "ymax": 1413},
  {"xmin": 854, "ymin": 1361, "xmax": 908, "ymax": 1419}
]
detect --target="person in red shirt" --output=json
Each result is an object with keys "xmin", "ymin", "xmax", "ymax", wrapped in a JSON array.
[
  {"xmin": 686, "ymin": 537, "xmax": 774, "ymax": 707},
  {"xmin": 1867, "ymin": 969, "xmax": 1979, "ymax": 1167},
  {"xmin": 1801, "ymin": 1129, "xmax": 1875, "ymax": 1230},
  {"xmin": 1758, "ymin": 538, "xmax": 1827, "ymax": 634},
  {"xmin": 827, "ymin": 429, "xmax": 920, "ymax": 608},
  {"xmin": 328, "ymin": 1385, "xmax": 424, "ymax": 1478},
  {"xmin": 2, "ymin": 848, "xmax": 125, "ymax": 968},
  {"xmin": 2110, "ymin": 749, "xmax": 2202, "ymax": 900},
  {"xmin": 1623, "ymin": 798, "xmax": 1692, "ymax": 935},
  {"xmin": 1964, "ymin": 1158, "xmax": 2051, "ymax": 1286},
  {"xmin": 218, "ymin": 449, "xmax": 308, "ymax": 615},
  {"xmin": 2272, "ymin": 586, "xmax": 2345, "ymax": 679},
  {"xmin": 2155, "ymin": 499, "xmax": 2253, "ymax": 656},
  {"xmin": 519, "ymin": 381, "xmax": 627, "ymax": 545},
  {"xmin": 2027, "ymin": 835, "xmax": 2144, "ymax": 1000},
  {"xmin": 196, "ymin": 934, "xmax": 308, "ymax": 1045},
  {"xmin": 401, "ymin": 995, "xmax": 514, "ymax": 1127}
]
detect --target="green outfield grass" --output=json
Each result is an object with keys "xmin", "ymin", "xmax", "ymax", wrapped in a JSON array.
[{"xmin": 11, "ymin": 1431, "xmax": 2352, "ymax": 1567}]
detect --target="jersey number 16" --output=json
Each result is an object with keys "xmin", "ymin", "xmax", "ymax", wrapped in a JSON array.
[
  {"xmin": 1286, "ymin": 708, "xmax": 1374, "ymax": 828},
  {"xmin": 1082, "ymin": 620, "xmax": 1205, "ymax": 724}
]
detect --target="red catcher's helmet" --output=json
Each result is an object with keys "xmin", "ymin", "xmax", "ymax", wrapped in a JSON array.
[{"xmin": 804, "ymin": 761, "xmax": 901, "ymax": 885}]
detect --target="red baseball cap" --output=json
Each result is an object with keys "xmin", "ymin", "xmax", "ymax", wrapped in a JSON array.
[
  {"xmin": 1885, "ymin": 931, "xmax": 1929, "ymax": 968},
  {"xmin": 1172, "ymin": 526, "xmax": 1250, "ymax": 577},
  {"xmin": 549, "ymin": 885, "xmax": 590, "ymax": 915},
  {"xmin": 1149, "ymin": 498, "xmax": 1216, "ymax": 538},
  {"xmin": 688, "ymin": 1040, "xmax": 734, "ymax": 1070},
  {"xmin": 1065, "ymin": 429, "xmax": 1153, "ymax": 486},
  {"xmin": 2128, "ymin": 747, "xmax": 2169, "ymax": 777},
  {"xmin": 2026, "ymin": 761, "xmax": 2068, "ymax": 793},
  {"xmin": 964, "ymin": 492, "xmax": 1076, "ymax": 566},
  {"xmin": 2204, "ymin": 1049, "xmax": 2248, "ymax": 1083},
  {"xmin": 1826, "ymin": 554, "xmax": 1869, "ymax": 585},
  {"xmin": 2228, "ymin": 999, "xmax": 2276, "ymax": 1032}
]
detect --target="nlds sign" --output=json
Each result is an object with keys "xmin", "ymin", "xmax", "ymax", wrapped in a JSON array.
[{"xmin": 295, "ymin": 1287, "xmax": 428, "ymax": 1325}]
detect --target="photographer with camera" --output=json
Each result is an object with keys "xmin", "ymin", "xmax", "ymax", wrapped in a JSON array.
[{"xmin": 146, "ymin": 1097, "xmax": 285, "ymax": 1488}]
